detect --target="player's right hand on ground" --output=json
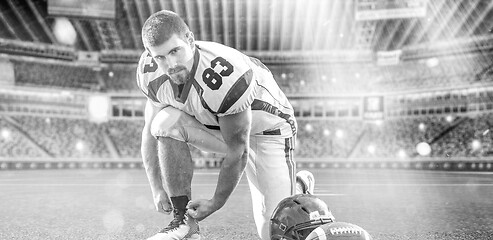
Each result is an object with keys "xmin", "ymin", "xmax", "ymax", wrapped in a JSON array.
[{"xmin": 154, "ymin": 191, "xmax": 172, "ymax": 214}]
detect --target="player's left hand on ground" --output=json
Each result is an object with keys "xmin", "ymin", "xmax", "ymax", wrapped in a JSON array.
[{"xmin": 186, "ymin": 199, "xmax": 218, "ymax": 221}]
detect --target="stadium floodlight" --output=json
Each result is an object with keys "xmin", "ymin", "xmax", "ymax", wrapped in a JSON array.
[
  {"xmin": 323, "ymin": 129, "xmax": 330, "ymax": 136},
  {"xmin": 335, "ymin": 129, "xmax": 344, "ymax": 138},
  {"xmin": 416, "ymin": 142, "xmax": 431, "ymax": 156},
  {"xmin": 304, "ymin": 123, "xmax": 313, "ymax": 133},
  {"xmin": 367, "ymin": 145, "xmax": 376, "ymax": 154},
  {"xmin": 1, "ymin": 128, "xmax": 10, "ymax": 140},
  {"xmin": 471, "ymin": 140, "xmax": 481, "ymax": 151},
  {"xmin": 426, "ymin": 57, "xmax": 440, "ymax": 68},
  {"xmin": 398, "ymin": 149, "xmax": 407, "ymax": 159},
  {"xmin": 88, "ymin": 95, "xmax": 110, "ymax": 123},
  {"xmin": 446, "ymin": 115, "xmax": 454, "ymax": 123},
  {"xmin": 75, "ymin": 141, "xmax": 84, "ymax": 151},
  {"xmin": 52, "ymin": 17, "xmax": 77, "ymax": 46}
]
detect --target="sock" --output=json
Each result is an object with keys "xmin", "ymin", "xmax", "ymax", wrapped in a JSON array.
[
  {"xmin": 170, "ymin": 195, "xmax": 190, "ymax": 217},
  {"xmin": 296, "ymin": 179, "xmax": 305, "ymax": 194}
]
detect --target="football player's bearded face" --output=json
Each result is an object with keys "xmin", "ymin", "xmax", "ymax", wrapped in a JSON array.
[{"xmin": 147, "ymin": 33, "xmax": 195, "ymax": 85}]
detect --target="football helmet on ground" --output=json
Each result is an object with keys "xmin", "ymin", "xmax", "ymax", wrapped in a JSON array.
[{"xmin": 270, "ymin": 194, "xmax": 335, "ymax": 240}]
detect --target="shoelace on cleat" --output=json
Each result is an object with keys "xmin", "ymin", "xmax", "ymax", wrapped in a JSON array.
[{"xmin": 159, "ymin": 210, "xmax": 185, "ymax": 233}]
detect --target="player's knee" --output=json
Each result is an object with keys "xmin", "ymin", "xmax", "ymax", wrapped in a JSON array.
[{"xmin": 150, "ymin": 107, "xmax": 186, "ymax": 141}]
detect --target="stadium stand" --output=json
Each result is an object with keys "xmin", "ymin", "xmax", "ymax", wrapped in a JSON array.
[
  {"xmin": 101, "ymin": 65, "xmax": 138, "ymax": 92},
  {"xmin": 432, "ymin": 113, "xmax": 493, "ymax": 157},
  {"xmin": 105, "ymin": 120, "xmax": 142, "ymax": 158},
  {"xmin": 3, "ymin": 114, "xmax": 492, "ymax": 160},
  {"xmin": 296, "ymin": 119, "xmax": 365, "ymax": 158},
  {"xmin": 12, "ymin": 60, "xmax": 102, "ymax": 90},
  {"xmin": 10, "ymin": 116, "xmax": 110, "ymax": 158},
  {"xmin": 352, "ymin": 116, "xmax": 451, "ymax": 158},
  {"xmin": 0, "ymin": 117, "xmax": 45, "ymax": 158}
]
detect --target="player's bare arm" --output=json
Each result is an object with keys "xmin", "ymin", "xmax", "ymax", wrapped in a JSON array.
[
  {"xmin": 187, "ymin": 107, "xmax": 252, "ymax": 221},
  {"xmin": 141, "ymin": 99, "xmax": 171, "ymax": 214}
]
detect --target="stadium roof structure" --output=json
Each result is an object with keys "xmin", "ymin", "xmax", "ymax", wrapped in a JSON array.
[{"xmin": 0, "ymin": 0, "xmax": 492, "ymax": 59}]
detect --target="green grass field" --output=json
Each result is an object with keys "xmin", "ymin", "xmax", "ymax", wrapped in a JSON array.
[{"xmin": 1, "ymin": 168, "xmax": 493, "ymax": 240}]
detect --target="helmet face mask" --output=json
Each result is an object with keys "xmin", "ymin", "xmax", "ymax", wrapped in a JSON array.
[{"xmin": 270, "ymin": 194, "xmax": 335, "ymax": 240}]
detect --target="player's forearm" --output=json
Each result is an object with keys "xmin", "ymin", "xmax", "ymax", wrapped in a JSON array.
[
  {"xmin": 141, "ymin": 132, "xmax": 165, "ymax": 195},
  {"xmin": 212, "ymin": 148, "xmax": 249, "ymax": 209}
]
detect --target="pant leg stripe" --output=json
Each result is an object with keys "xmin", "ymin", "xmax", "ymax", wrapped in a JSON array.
[{"xmin": 284, "ymin": 137, "xmax": 296, "ymax": 195}]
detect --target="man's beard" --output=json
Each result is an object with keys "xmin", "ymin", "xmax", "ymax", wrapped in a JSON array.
[{"xmin": 168, "ymin": 65, "xmax": 190, "ymax": 85}]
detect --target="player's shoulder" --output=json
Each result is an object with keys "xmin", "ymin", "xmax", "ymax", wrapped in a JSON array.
[
  {"xmin": 194, "ymin": 41, "xmax": 255, "ymax": 115},
  {"xmin": 196, "ymin": 41, "xmax": 249, "ymax": 67},
  {"xmin": 136, "ymin": 51, "xmax": 166, "ymax": 94},
  {"xmin": 137, "ymin": 51, "xmax": 155, "ymax": 74}
]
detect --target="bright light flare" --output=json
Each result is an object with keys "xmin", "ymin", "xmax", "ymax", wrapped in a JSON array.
[
  {"xmin": 323, "ymin": 129, "xmax": 330, "ymax": 136},
  {"xmin": 472, "ymin": 139, "xmax": 481, "ymax": 151},
  {"xmin": 398, "ymin": 149, "xmax": 407, "ymax": 159},
  {"xmin": 305, "ymin": 123, "xmax": 313, "ymax": 132},
  {"xmin": 75, "ymin": 141, "xmax": 85, "ymax": 151},
  {"xmin": 416, "ymin": 142, "xmax": 431, "ymax": 156},
  {"xmin": 335, "ymin": 129, "xmax": 344, "ymax": 138},
  {"xmin": 53, "ymin": 17, "xmax": 77, "ymax": 45},
  {"xmin": 1, "ymin": 128, "xmax": 11, "ymax": 140},
  {"xmin": 367, "ymin": 145, "xmax": 376, "ymax": 154}
]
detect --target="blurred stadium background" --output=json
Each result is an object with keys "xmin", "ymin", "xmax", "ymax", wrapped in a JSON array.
[
  {"xmin": 2, "ymin": 0, "xmax": 493, "ymax": 239},
  {"xmin": 1, "ymin": 0, "xmax": 493, "ymax": 170}
]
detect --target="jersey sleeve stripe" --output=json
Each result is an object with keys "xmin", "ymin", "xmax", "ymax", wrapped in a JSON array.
[
  {"xmin": 251, "ymin": 99, "xmax": 297, "ymax": 135},
  {"xmin": 217, "ymin": 69, "xmax": 253, "ymax": 114},
  {"xmin": 147, "ymin": 74, "xmax": 169, "ymax": 103}
]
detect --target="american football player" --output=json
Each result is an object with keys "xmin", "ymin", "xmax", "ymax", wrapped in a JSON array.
[{"xmin": 138, "ymin": 10, "xmax": 300, "ymax": 240}]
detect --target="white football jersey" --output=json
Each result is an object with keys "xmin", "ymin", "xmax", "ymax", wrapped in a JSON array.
[{"xmin": 136, "ymin": 41, "xmax": 296, "ymax": 136}]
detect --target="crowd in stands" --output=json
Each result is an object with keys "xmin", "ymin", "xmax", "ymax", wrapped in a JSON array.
[
  {"xmin": 0, "ymin": 116, "xmax": 222, "ymax": 159},
  {"xmin": 2, "ymin": 113, "xmax": 493, "ymax": 159},
  {"xmin": 101, "ymin": 65, "xmax": 138, "ymax": 92},
  {"xmin": 432, "ymin": 113, "xmax": 493, "ymax": 157},
  {"xmin": 105, "ymin": 120, "xmax": 142, "ymax": 158},
  {"xmin": 0, "ymin": 118, "xmax": 44, "ymax": 158},
  {"xmin": 295, "ymin": 119, "xmax": 364, "ymax": 158},
  {"xmin": 3, "ymin": 53, "xmax": 493, "ymax": 160},
  {"xmin": 352, "ymin": 116, "xmax": 450, "ymax": 158},
  {"xmin": 269, "ymin": 54, "xmax": 492, "ymax": 95},
  {"xmin": 7, "ymin": 52, "xmax": 492, "ymax": 95},
  {"xmin": 10, "ymin": 116, "xmax": 110, "ymax": 158},
  {"xmin": 12, "ymin": 60, "xmax": 102, "ymax": 90}
]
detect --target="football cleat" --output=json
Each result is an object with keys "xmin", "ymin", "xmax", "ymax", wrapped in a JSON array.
[
  {"xmin": 296, "ymin": 170, "xmax": 315, "ymax": 195},
  {"xmin": 147, "ymin": 212, "xmax": 201, "ymax": 240},
  {"xmin": 305, "ymin": 222, "xmax": 373, "ymax": 240}
]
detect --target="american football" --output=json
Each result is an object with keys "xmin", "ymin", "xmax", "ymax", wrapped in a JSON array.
[{"xmin": 305, "ymin": 222, "xmax": 373, "ymax": 240}]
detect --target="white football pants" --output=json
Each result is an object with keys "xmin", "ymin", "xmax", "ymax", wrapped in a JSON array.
[{"xmin": 150, "ymin": 106, "xmax": 296, "ymax": 240}]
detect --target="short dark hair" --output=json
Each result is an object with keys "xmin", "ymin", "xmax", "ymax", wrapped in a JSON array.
[{"xmin": 141, "ymin": 10, "xmax": 190, "ymax": 47}]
